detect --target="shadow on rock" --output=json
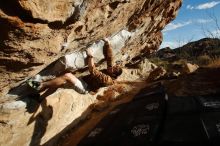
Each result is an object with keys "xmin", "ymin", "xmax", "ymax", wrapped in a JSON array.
[{"xmin": 27, "ymin": 99, "xmax": 53, "ymax": 146}]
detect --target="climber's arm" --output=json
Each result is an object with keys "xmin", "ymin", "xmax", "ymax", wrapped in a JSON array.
[
  {"xmin": 103, "ymin": 39, "xmax": 113, "ymax": 68},
  {"xmin": 86, "ymin": 48, "xmax": 97, "ymax": 73},
  {"xmin": 88, "ymin": 56, "xmax": 97, "ymax": 73}
]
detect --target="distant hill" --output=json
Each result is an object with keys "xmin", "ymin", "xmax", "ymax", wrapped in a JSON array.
[
  {"xmin": 174, "ymin": 38, "xmax": 220, "ymax": 59},
  {"xmin": 156, "ymin": 38, "xmax": 220, "ymax": 61}
]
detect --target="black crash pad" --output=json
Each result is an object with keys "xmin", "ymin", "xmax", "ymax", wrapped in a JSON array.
[
  {"xmin": 158, "ymin": 115, "xmax": 209, "ymax": 145},
  {"xmin": 195, "ymin": 94, "xmax": 220, "ymax": 112},
  {"xmin": 79, "ymin": 84, "xmax": 220, "ymax": 146}
]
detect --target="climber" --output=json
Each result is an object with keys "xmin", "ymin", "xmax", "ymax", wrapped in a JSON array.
[
  {"xmin": 27, "ymin": 38, "xmax": 122, "ymax": 94},
  {"xmin": 85, "ymin": 38, "xmax": 123, "ymax": 91},
  {"xmin": 27, "ymin": 72, "xmax": 88, "ymax": 94}
]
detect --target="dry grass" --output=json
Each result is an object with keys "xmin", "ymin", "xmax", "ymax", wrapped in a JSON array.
[
  {"xmin": 196, "ymin": 55, "xmax": 212, "ymax": 66},
  {"xmin": 149, "ymin": 57, "xmax": 170, "ymax": 69},
  {"xmin": 206, "ymin": 58, "xmax": 220, "ymax": 68}
]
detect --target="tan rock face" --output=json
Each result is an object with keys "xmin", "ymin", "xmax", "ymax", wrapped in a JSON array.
[
  {"xmin": 19, "ymin": 0, "xmax": 80, "ymax": 22},
  {"xmin": 0, "ymin": 0, "xmax": 182, "ymax": 97},
  {"xmin": 0, "ymin": 89, "xmax": 96, "ymax": 146},
  {"xmin": 0, "ymin": 0, "xmax": 182, "ymax": 146}
]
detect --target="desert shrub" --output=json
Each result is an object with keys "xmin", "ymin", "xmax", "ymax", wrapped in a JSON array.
[
  {"xmin": 206, "ymin": 58, "xmax": 220, "ymax": 68},
  {"xmin": 149, "ymin": 57, "xmax": 169, "ymax": 70},
  {"xmin": 196, "ymin": 55, "xmax": 212, "ymax": 66},
  {"xmin": 211, "ymin": 48, "xmax": 220, "ymax": 56},
  {"xmin": 149, "ymin": 57, "xmax": 162, "ymax": 64},
  {"xmin": 173, "ymin": 59, "xmax": 187, "ymax": 65}
]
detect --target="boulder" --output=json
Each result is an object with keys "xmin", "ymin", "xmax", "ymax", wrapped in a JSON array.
[
  {"xmin": 0, "ymin": 89, "xmax": 96, "ymax": 146},
  {"xmin": 156, "ymin": 47, "xmax": 177, "ymax": 61},
  {"xmin": 0, "ymin": 0, "xmax": 182, "ymax": 145},
  {"xmin": 0, "ymin": 0, "xmax": 182, "ymax": 97},
  {"xmin": 147, "ymin": 67, "xmax": 167, "ymax": 82},
  {"xmin": 166, "ymin": 67, "xmax": 220, "ymax": 97},
  {"xmin": 183, "ymin": 63, "xmax": 199, "ymax": 74}
]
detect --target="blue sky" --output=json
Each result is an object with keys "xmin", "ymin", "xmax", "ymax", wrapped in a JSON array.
[{"xmin": 160, "ymin": 0, "xmax": 220, "ymax": 49}]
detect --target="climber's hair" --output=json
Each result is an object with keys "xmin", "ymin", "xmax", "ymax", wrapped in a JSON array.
[{"xmin": 109, "ymin": 65, "xmax": 123, "ymax": 79}]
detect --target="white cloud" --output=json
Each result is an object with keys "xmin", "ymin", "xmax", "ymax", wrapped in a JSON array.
[
  {"xmin": 187, "ymin": 1, "xmax": 220, "ymax": 10},
  {"xmin": 163, "ymin": 19, "xmax": 213, "ymax": 33},
  {"xmin": 196, "ymin": 1, "xmax": 220, "ymax": 9},
  {"xmin": 186, "ymin": 5, "xmax": 194, "ymax": 10},
  {"xmin": 163, "ymin": 21, "xmax": 192, "ymax": 32},
  {"xmin": 196, "ymin": 19, "xmax": 213, "ymax": 24}
]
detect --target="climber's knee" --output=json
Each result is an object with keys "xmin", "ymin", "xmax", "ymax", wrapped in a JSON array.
[
  {"xmin": 63, "ymin": 72, "xmax": 73, "ymax": 78},
  {"xmin": 63, "ymin": 72, "xmax": 77, "ymax": 83}
]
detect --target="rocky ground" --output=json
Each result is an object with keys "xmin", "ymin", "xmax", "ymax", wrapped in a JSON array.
[
  {"xmin": 1, "ymin": 0, "xmax": 183, "ymax": 144},
  {"xmin": 0, "ymin": 57, "xmax": 155, "ymax": 146},
  {"xmin": 165, "ymin": 67, "xmax": 220, "ymax": 97},
  {"xmin": 57, "ymin": 80, "xmax": 147, "ymax": 146},
  {"xmin": 1, "ymin": 0, "xmax": 220, "ymax": 146},
  {"xmin": 0, "ymin": 1, "xmax": 183, "ymax": 144},
  {"xmin": 55, "ymin": 38, "xmax": 220, "ymax": 145},
  {"xmin": 57, "ymin": 65, "xmax": 220, "ymax": 146},
  {"xmin": 1, "ymin": 49, "xmax": 219, "ymax": 146}
]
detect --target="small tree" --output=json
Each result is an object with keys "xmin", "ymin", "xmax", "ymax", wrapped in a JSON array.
[{"xmin": 201, "ymin": 10, "xmax": 220, "ymax": 39}]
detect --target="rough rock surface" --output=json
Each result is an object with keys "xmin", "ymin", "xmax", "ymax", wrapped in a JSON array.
[
  {"xmin": 0, "ymin": 0, "xmax": 182, "ymax": 146},
  {"xmin": 166, "ymin": 67, "xmax": 220, "ymax": 97},
  {"xmin": 0, "ymin": 0, "xmax": 182, "ymax": 97},
  {"xmin": 156, "ymin": 47, "xmax": 177, "ymax": 61},
  {"xmin": 0, "ymin": 89, "xmax": 96, "ymax": 146},
  {"xmin": 19, "ymin": 0, "xmax": 82, "ymax": 22},
  {"xmin": 147, "ymin": 66, "xmax": 167, "ymax": 82},
  {"xmin": 182, "ymin": 62, "xmax": 199, "ymax": 74},
  {"xmin": 0, "ymin": 64, "xmax": 154, "ymax": 146}
]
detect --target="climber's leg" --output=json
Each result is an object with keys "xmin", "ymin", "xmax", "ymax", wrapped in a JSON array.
[{"xmin": 28, "ymin": 73, "xmax": 88, "ymax": 94}]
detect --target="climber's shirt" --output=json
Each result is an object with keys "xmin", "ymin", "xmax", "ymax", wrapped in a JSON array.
[{"xmin": 90, "ymin": 65, "xmax": 114, "ymax": 87}]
